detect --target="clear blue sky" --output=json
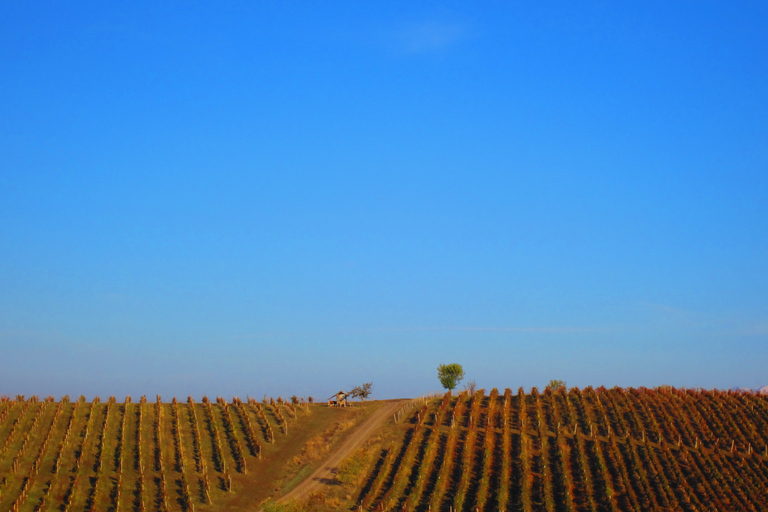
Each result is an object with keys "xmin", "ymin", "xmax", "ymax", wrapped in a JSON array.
[{"xmin": 2, "ymin": 2, "xmax": 767, "ymax": 400}]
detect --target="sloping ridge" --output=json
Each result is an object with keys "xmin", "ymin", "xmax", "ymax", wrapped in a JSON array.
[{"xmin": 278, "ymin": 399, "xmax": 406, "ymax": 505}]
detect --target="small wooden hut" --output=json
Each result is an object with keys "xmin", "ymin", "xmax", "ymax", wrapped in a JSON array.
[{"xmin": 327, "ymin": 390, "xmax": 348, "ymax": 407}]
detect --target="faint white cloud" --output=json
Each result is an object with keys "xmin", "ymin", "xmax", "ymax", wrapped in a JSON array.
[
  {"xmin": 96, "ymin": 292, "xmax": 128, "ymax": 302},
  {"xmin": 0, "ymin": 328, "xmax": 52, "ymax": 340},
  {"xmin": 439, "ymin": 326, "xmax": 610, "ymax": 334},
  {"xmin": 747, "ymin": 323, "xmax": 768, "ymax": 335},
  {"xmin": 709, "ymin": 323, "xmax": 768, "ymax": 337},
  {"xmin": 219, "ymin": 325, "xmax": 610, "ymax": 342},
  {"xmin": 631, "ymin": 302, "xmax": 768, "ymax": 338},
  {"xmin": 391, "ymin": 21, "xmax": 467, "ymax": 54},
  {"xmin": 637, "ymin": 301, "xmax": 697, "ymax": 317}
]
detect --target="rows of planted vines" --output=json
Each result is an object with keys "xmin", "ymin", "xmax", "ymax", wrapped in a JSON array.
[
  {"xmin": 0, "ymin": 394, "xmax": 307, "ymax": 511},
  {"xmin": 356, "ymin": 387, "xmax": 768, "ymax": 512}
]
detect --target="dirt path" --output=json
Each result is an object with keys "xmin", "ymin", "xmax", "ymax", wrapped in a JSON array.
[{"xmin": 278, "ymin": 399, "xmax": 406, "ymax": 504}]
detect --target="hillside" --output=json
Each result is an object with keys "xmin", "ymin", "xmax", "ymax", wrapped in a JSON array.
[
  {"xmin": 347, "ymin": 387, "xmax": 768, "ymax": 512},
  {"xmin": 0, "ymin": 394, "xmax": 378, "ymax": 512},
  {"xmin": 1, "ymin": 388, "xmax": 767, "ymax": 512}
]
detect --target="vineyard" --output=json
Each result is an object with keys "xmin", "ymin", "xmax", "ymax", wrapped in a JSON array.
[
  {"xmin": 2, "ymin": 388, "xmax": 768, "ymax": 512},
  {"xmin": 353, "ymin": 387, "xmax": 768, "ymax": 512},
  {"xmin": 0, "ymin": 393, "xmax": 362, "ymax": 512}
]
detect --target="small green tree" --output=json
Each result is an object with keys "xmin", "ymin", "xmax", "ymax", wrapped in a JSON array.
[
  {"xmin": 547, "ymin": 379, "xmax": 566, "ymax": 392},
  {"xmin": 437, "ymin": 364, "xmax": 465, "ymax": 391}
]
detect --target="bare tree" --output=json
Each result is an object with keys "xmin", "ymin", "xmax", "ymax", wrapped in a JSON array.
[{"xmin": 349, "ymin": 382, "xmax": 373, "ymax": 401}]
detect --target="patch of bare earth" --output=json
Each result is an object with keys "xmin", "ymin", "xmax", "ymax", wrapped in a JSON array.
[{"xmin": 277, "ymin": 399, "xmax": 406, "ymax": 506}]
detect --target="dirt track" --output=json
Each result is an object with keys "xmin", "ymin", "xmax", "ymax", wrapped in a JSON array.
[{"xmin": 278, "ymin": 399, "xmax": 406, "ymax": 504}]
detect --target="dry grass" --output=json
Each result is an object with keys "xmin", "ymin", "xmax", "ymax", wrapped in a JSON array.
[{"xmin": 290, "ymin": 415, "xmax": 360, "ymax": 467}]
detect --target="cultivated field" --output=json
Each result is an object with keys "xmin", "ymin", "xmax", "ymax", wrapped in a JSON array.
[
  {"xmin": 353, "ymin": 387, "xmax": 768, "ymax": 512},
  {"xmin": 0, "ymin": 394, "xmax": 371, "ymax": 511},
  {"xmin": 1, "ymin": 387, "xmax": 767, "ymax": 511}
]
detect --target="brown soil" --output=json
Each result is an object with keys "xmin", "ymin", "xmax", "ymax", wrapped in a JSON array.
[{"xmin": 278, "ymin": 399, "xmax": 406, "ymax": 505}]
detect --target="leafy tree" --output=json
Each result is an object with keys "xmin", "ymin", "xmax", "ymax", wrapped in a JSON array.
[
  {"xmin": 547, "ymin": 379, "xmax": 566, "ymax": 392},
  {"xmin": 349, "ymin": 382, "xmax": 373, "ymax": 401},
  {"xmin": 437, "ymin": 363, "xmax": 465, "ymax": 391}
]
